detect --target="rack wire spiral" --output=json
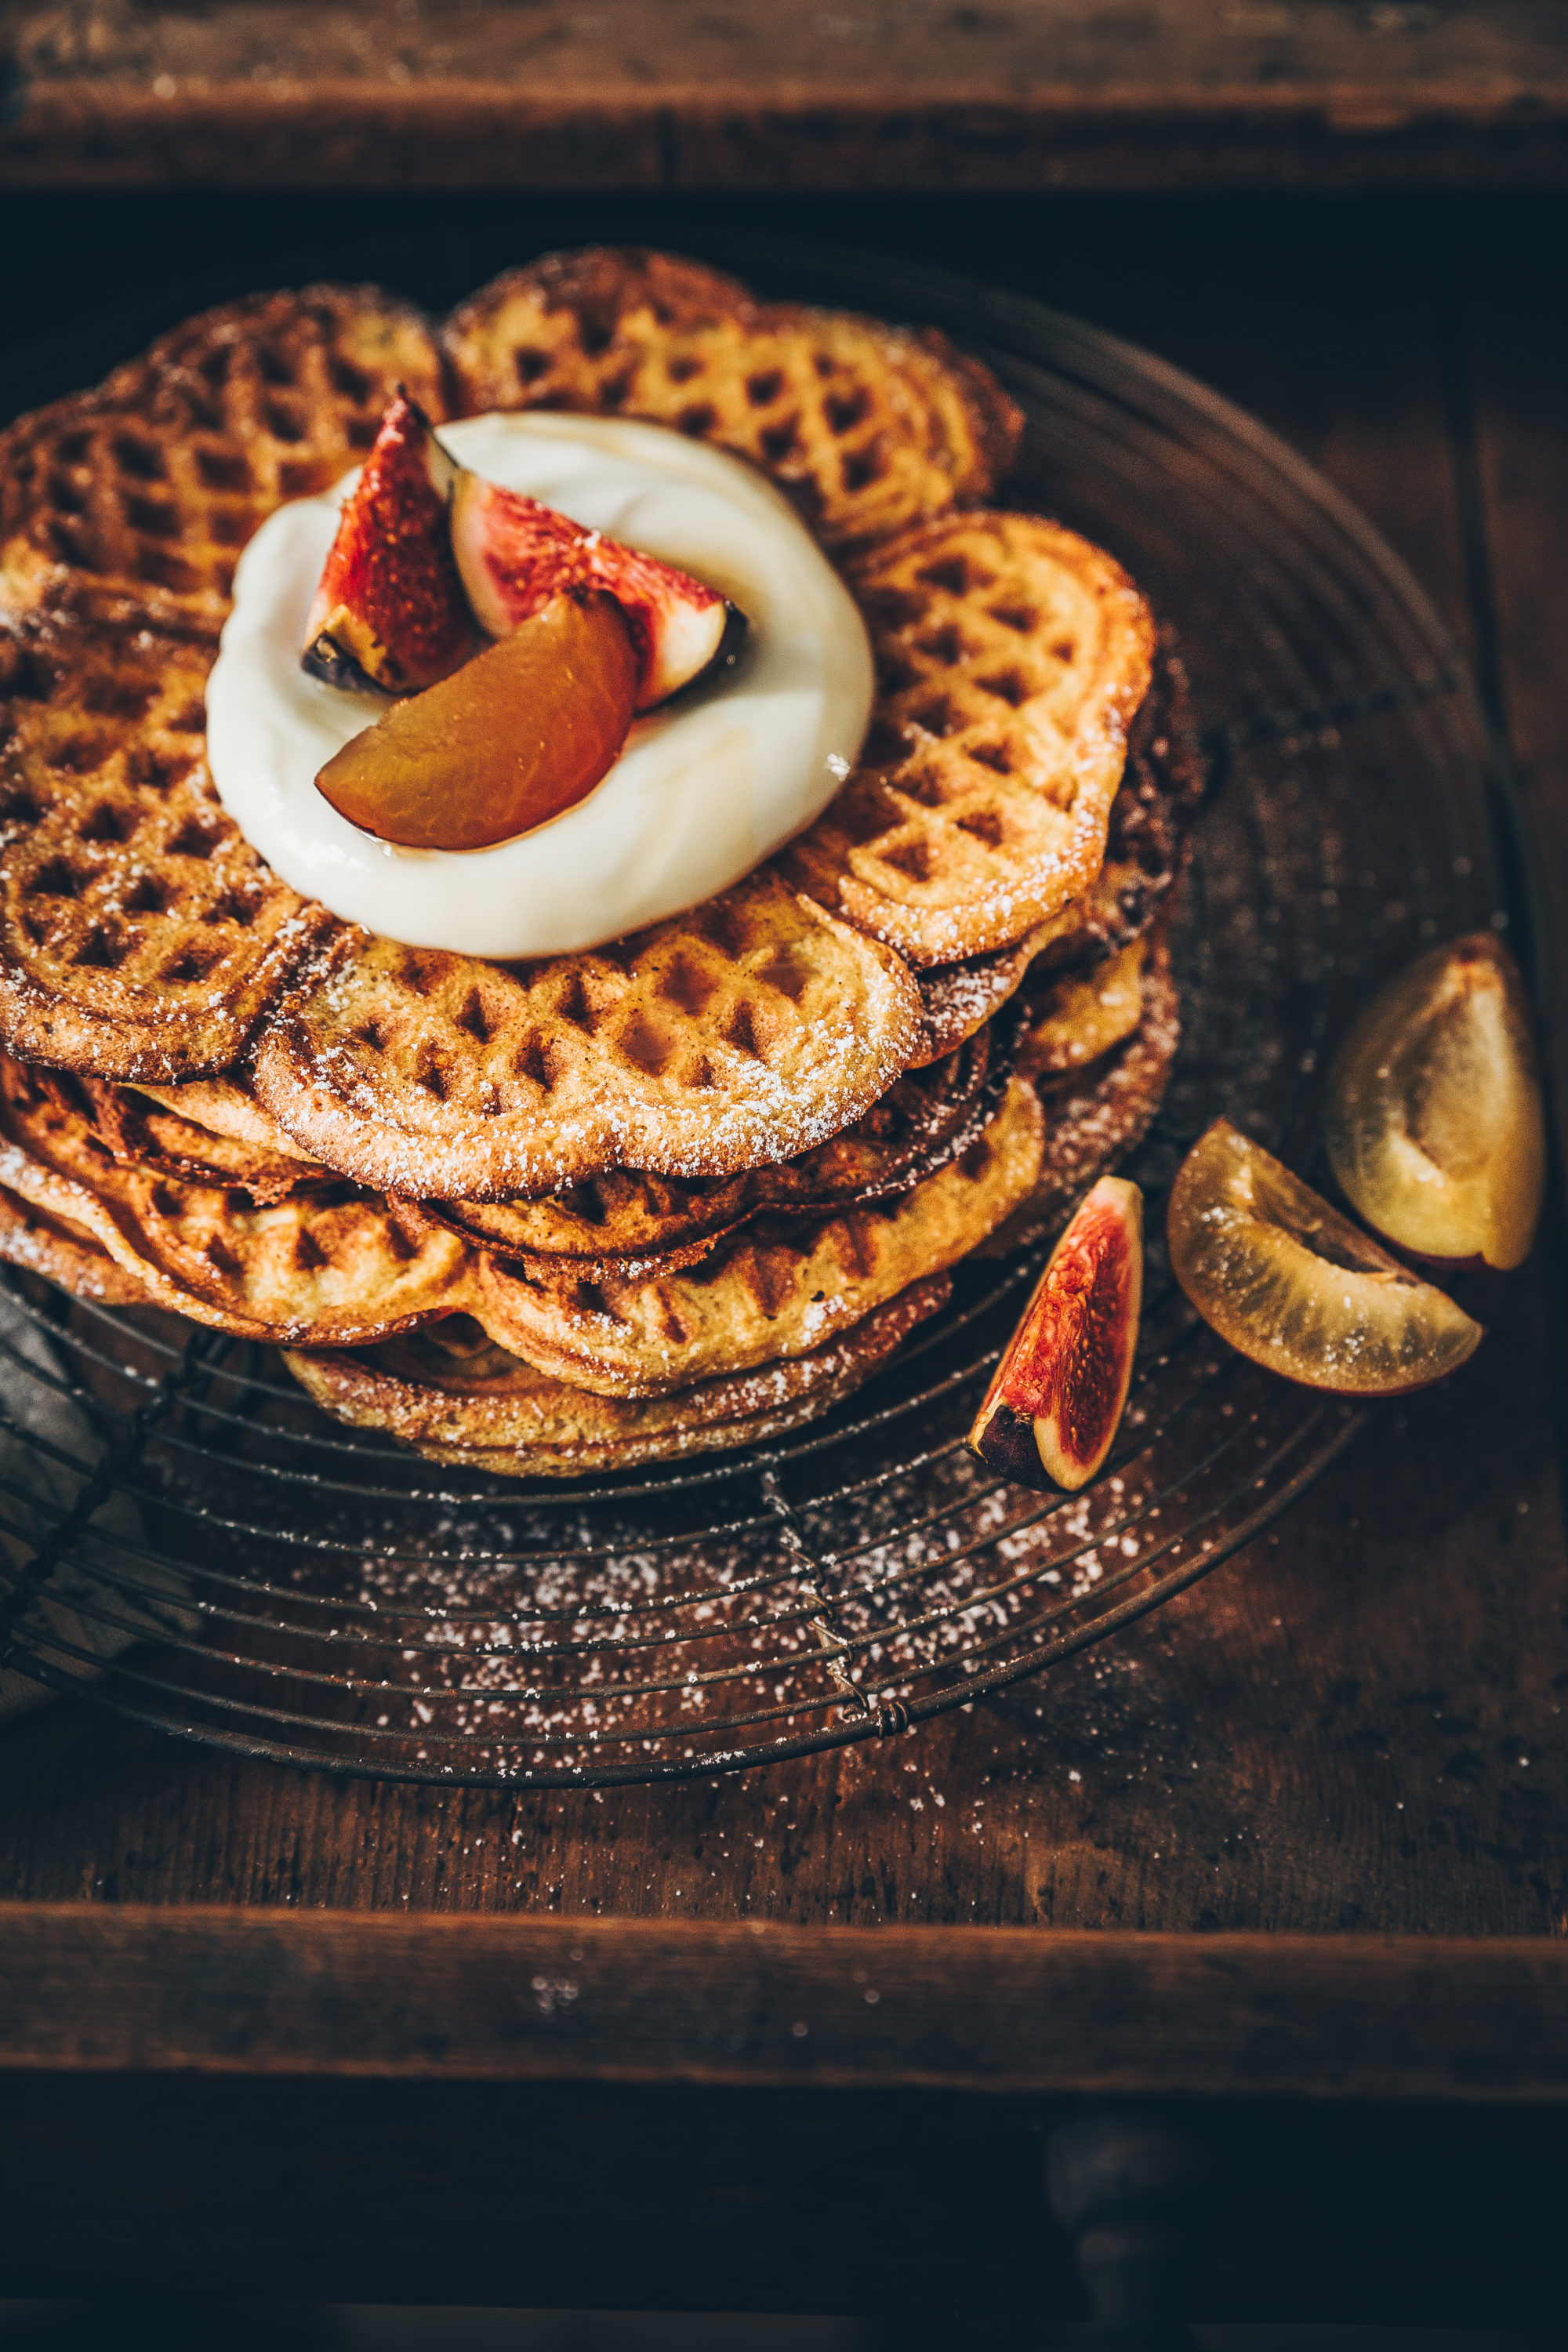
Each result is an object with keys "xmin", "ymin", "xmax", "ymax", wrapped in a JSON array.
[{"xmin": 0, "ymin": 239, "xmax": 1530, "ymax": 1786}]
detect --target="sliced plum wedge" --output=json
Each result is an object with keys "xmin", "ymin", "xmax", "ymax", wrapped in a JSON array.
[
  {"xmin": 1167, "ymin": 1119, "xmax": 1482, "ymax": 1396},
  {"xmin": 314, "ymin": 589, "xmax": 637, "ymax": 851},
  {"xmin": 1325, "ymin": 931, "xmax": 1544, "ymax": 1272}
]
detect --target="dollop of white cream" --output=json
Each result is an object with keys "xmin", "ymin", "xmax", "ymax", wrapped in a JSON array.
[{"xmin": 205, "ymin": 412, "xmax": 873, "ymax": 959}]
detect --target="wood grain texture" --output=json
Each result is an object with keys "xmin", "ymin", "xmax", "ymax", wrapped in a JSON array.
[
  {"xmin": 5, "ymin": 1906, "xmax": 1568, "ymax": 2096},
  {"xmin": 4, "ymin": 1, "xmax": 1568, "ymax": 191}
]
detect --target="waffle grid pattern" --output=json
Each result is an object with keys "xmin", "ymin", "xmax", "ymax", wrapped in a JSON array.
[
  {"xmin": 443, "ymin": 248, "xmax": 1022, "ymax": 549},
  {"xmin": 786, "ymin": 510, "xmax": 1156, "ymax": 965}
]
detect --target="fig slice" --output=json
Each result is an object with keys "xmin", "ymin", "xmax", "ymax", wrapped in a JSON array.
[
  {"xmin": 968, "ymin": 1176, "xmax": 1144, "ymax": 1493},
  {"xmin": 1167, "ymin": 1118, "xmax": 1483, "ymax": 1395},
  {"xmin": 1325, "ymin": 931, "xmax": 1544, "ymax": 1272},
  {"xmin": 314, "ymin": 589, "xmax": 637, "ymax": 851},
  {"xmin": 451, "ymin": 471, "xmax": 742, "ymax": 711},
  {"xmin": 302, "ymin": 391, "xmax": 477, "ymax": 695}
]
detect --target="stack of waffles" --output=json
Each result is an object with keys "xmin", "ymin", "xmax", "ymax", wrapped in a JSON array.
[{"xmin": 0, "ymin": 250, "xmax": 1200, "ymax": 1476}]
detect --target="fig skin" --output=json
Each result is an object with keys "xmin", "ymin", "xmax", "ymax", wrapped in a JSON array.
[
  {"xmin": 969, "ymin": 1176, "xmax": 1144, "ymax": 1494},
  {"xmin": 302, "ymin": 391, "xmax": 477, "ymax": 695},
  {"xmin": 450, "ymin": 470, "xmax": 742, "ymax": 712},
  {"xmin": 1167, "ymin": 1118, "xmax": 1483, "ymax": 1397},
  {"xmin": 1325, "ymin": 931, "xmax": 1544, "ymax": 1274},
  {"xmin": 314, "ymin": 589, "xmax": 637, "ymax": 851}
]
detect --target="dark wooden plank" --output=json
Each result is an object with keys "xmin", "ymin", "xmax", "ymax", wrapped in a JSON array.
[
  {"xmin": 4, "ymin": 1, "xmax": 1568, "ymax": 192},
  {"xmin": 3, "ymin": 2074, "xmax": 1566, "ymax": 2324},
  {"xmin": 1465, "ymin": 274, "xmax": 1568, "ymax": 1176},
  {"xmin": 5, "ymin": 1907, "xmax": 1568, "ymax": 2095}
]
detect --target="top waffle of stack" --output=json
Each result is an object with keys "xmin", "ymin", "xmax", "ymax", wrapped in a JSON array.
[{"xmin": 0, "ymin": 247, "xmax": 1172, "ymax": 1211}]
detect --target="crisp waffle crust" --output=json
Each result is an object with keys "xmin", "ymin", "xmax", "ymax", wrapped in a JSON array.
[
  {"xmin": 0, "ymin": 1057, "xmax": 471, "ymax": 1344},
  {"xmin": 285, "ymin": 1277, "xmax": 953, "ymax": 1476},
  {"xmin": 0, "ymin": 287, "xmax": 448, "ymax": 630},
  {"xmin": 786, "ymin": 510, "xmax": 1156, "ymax": 965},
  {"xmin": 443, "ymin": 248, "xmax": 1022, "ymax": 550},
  {"xmin": 250, "ymin": 873, "xmax": 924, "ymax": 1199},
  {"xmin": 0, "ymin": 606, "xmax": 331, "ymax": 1077},
  {"xmin": 469, "ymin": 1075, "xmax": 1044, "ymax": 1397},
  {"xmin": 413, "ymin": 1018, "xmax": 1007, "ymax": 1284}
]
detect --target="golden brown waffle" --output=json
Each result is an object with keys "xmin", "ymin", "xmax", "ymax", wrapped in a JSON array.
[
  {"xmin": 1, "ymin": 288, "xmax": 446, "ymax": 631},
  {"xmin": 250, "ymin": 872, "xmax": 923, "ymax": 1201},
  {"xmin": 416, "ymin": 1019, "xmax": 1007, "ymax": 1285},
  {"xmin": 1017, "ymin": 935, "xmax": 1149, "ymax": 1080},
  {"xmin": 1029, "ymin": 638, "xmax": 1203, "ymax": 975},
  {"xmin": 285, "ymin": 1277, "xmax": 950, "ymax": 1477},
  {"xmin": 907, "ymin": 643, "xmax": 1199, "ymax": 1059},
  {"xmin": 0, "ymin": 1179, "xmax": 151, "ymax": 1306},
  {"xmin": 443, "ymin": 248, "xmax": 1022, "ymax": 551},
  {"xmin": 0, "ymin": 604, "xmax": 330, "ymax": 1077},
  {"xmin": 984, "ymin": 933, "xmax": 1181, "ymax": 1255},
  {"xmin": 130, "ymin": 1075, "xmax": 326, "ymax": 1174},
  {"xmin": 784, "ymin": 510, "xmax": 1156, "ymax": 967},
  {"xmin": 909, "ymin": 924, "xmax": 1056, "ymax": 1067},
  {"xmin": 0, "ymin": 1058, "xmax": 470, "ymax": 1343},
  {"xmin": 75, "ymin": 1076, "xmax": 326, "ymax": 1206},
  {"xmin": 469, "ymin": 1074, "xmax": 1042, "ymax": 1397}
]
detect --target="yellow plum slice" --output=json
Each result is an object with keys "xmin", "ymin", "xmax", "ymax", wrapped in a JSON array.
[
  {"xmin": 1167, "ymin": 1119, "xmax": 1482, "ymax": 1395},
  {"xmin": 1325, "ymin": 931, "xmax": 1544, "ymax": 1271}
]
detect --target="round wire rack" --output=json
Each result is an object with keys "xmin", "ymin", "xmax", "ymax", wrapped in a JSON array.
[{"xmin": 0, "ymin": 239, "xmax": 1531, "ymax": 1787}]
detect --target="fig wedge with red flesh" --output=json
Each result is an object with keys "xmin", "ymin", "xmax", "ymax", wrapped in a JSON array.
[
  {"xmin": 1167, "ymin": 1118, "xmax": 1482, "ymax": 1395},
  {"xmin": 451, "ymin": 471, "xmax": 740, "ymax": 711},
  {"xmin": 302, "ymin": 392, "xmax": 476, "ymax": 695},
  {"xmin": 315, "ymin": 589, "xmax": 637, "ymax": 851},
  {"xmin": 1325, "ymin": 931, "xmax": 1544, "ymax": 1272},
  {"xmin": 969, "ymin": 1177, "xmax": 1144, "ymax": 1493}
]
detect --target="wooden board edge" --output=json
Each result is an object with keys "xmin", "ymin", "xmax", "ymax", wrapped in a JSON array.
[
  {"xmin": 4, "ymin": 1909, "xmax": 1568, "ymax": 2099},
  {"xmin": 4, "ymin": 87, "xmax": 1568, "ymax": 192}
]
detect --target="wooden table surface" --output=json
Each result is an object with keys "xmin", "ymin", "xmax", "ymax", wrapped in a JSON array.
[
  {"xmin": 2, "ymin": 187, "xmax": 1567, "ymax": 2327},
  {"xmin": 4, "ymin": 2, "xmax": 1568, "ymax": 192}
]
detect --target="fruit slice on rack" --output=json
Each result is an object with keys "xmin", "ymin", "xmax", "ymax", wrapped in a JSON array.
[
  {"xmin": 302, "ymin": 392, "xmax": 477, "ymax": 694},
  {"xmin": 968, "ymin": 1176, "xmax": 1143, "ymax": 1493},
  {"xmin": 314, "ymin": 589, "xmax": 637, "ymax": 851},
  {"xmin": 1325, "ymin": 931, "xmax": 1544, "ymax": 1272},
  {"xmin": 452, "ymin": 473, "xmax": 740, "ymax": 710},
  {"xmin": 1167, "ymin": 1119, "xmax": 1483, "ymax": 1395}
]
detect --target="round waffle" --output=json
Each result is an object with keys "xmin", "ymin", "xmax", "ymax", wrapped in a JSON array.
[
  {"xmin": 784, "ymin": 510, "xmax": 1156, "ymax": 967},
  {"xmin": 442, "ymin": 248, "xmax": 1022, "ymax": 550},
  {"xmin": 285, "ymin": 1276, "xmax": 953, "ymax": 1478},
  {"xmin": 469, "ymin": 1074, "xmax": 1044, "ymax": 1397},
  {"xmin": 0, "ymin": 603, "xmax": 331, "ymax": 1078},
  {"xmin": 249, "ymin": 871, "xmax": 924, "ymax": 1200},
  {"xmin": 412, "ymin": 1016, "xmax": 1010, "ymax": 1286},
  {"xmin": 0, "ymin": 1057, "xmax": 470, "ymax": 1344},
  {"xmin": 0, "ymin": 286, "xmax": 448, "ymax": 632}
]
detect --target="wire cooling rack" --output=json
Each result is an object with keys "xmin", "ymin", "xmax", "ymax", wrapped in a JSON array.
[{"xmin": 0, "ymin": 238, "xmax": 1530, "ymax": 1786}]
